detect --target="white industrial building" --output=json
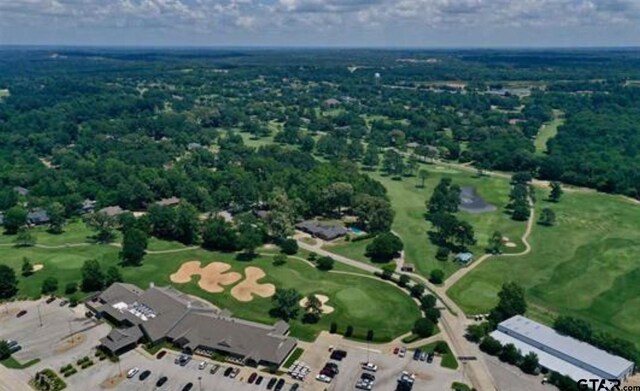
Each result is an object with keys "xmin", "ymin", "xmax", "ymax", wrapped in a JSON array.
[{"xmin": 491, "ymin": 315, "xmax": 634, "ymax": 383}]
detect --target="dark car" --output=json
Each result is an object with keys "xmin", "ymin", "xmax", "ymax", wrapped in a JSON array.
[
  {"xmin": 223, "ymin": 367, "xmax": 233, "ymax": 377},
  {"xmin": 275, "ymin": 378, "xmax": 286, "ymax": 391},
  {"xmin": 181, "ymin": 382, "xmax": 193, "ymax": 391},
  {"xmin": 59, "ymin": 300, "xmax": 68, "ymax": 307},
  {"xmin": 413, "ymin": 349, "xmax": 422, "ymax": 360},
  {"xmin": 427, "ymin": 353, "xmax": 434, "ymax": 363},
  {"xmin": 256, "ymin": 376, "xmax": 264, "ymax": 385},
  {"xmin": 248, "ymin": 372, "xmax": 257, "ymax": 383},
  {"xmin": 267, "ymin": 377, "xmax": 278, "ymax": 389},
  {"xmin": 45, "ymin": 296, "xmax": 56, "ymax": 304},
  {"xmin": 139, "ymin": 370, "xmax": 151, "ymax": 381},
  {"xmin": 156, "ymin": 376, "xmax": 168, "ymax": 387},
  {"xmin": 329, "ymin": 349, "xmax": 347, "ymax": 361},
  {"xmin": 289, "ymin": 384, "xmax": 299, "ymax": 391},
  {"xmin": 361, "ymin": 373, "xmax": 375, "ymax": 381},
  {"xmin": 156, "ymin": 351, "xmax": 167, "ymax": 359},
  {"xmin": 16, "ymin": 310, "xmax": 27, "ymax": 318}
]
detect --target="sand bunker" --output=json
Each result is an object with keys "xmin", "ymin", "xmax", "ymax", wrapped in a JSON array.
[
  {"xmin": 505, "ymin": 242, "xmax": 517, "ymax": 248},
  {"xmin": 170, "ymin": 261, "xmax": 241, "ymax": 293},
  {"xmin": 299, "ymin": 294, "xmax": 335, "ymax": 315},
  {"xmin": 230, "ymin": 267, "xmax": 275, "ymax": 302},
  {"xmin": 33, "ymin": 264, "xmax": 44, "ymax": 272}
]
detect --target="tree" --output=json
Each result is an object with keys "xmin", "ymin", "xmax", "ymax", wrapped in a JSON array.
[
  {"xmin": 324, "ymin": 182, "xmax": 354, "ymax": 215},
  {"xmin": 41, "ymin": 277, "xmax": 58, "ymax": 295},
  {"xmin": 382, "ymin": 149, "xmax": 405, "ymax": 178},
  {"xmin": 520, "ymin": 352, "xmax": 540, "ymax": 374},
  {"xmin": 266, "ymin": 189, "xmax": 296, "ymax": 240},
  {"xmin": 174, "ymin": 202, "xmax": 199, "ymax": 244},
  {"xmin": 14, "ymin": 227, "xmax": 35, "ymax": 247},
  {"xmin": 81, "ymin": 259, "xmax": 104, "ymax": 292},
  {"xmin": 316, "ymin": 256, "xmax": 335, "ymax": 271},
  {"xmin": 86, "ymin": 212, "xmax": 117, "ymax": 243},
  {"xmin": 434, "ymin": 341, "xmax": 449, "ymax": 354},
  {"xmin": 418, "ymin": 169, "xmax": 429, "ymax": 188},
  {"xmin": 279, "ymin": 238, "xmax": 298, "ymax": 255},
  {"xmin": 427, "ymin": 178, "xmax": 460, "ymax": 215},
  {"xmin": 0, "ymin": 265, "xmax": 18, "ymax": 299},
  {"xmin": 424, "ymin": 307, "xmax": 441, "ymax": 324},
  {"xmin": 47, "ymin": 202, "xmax": 66, "ymax": 234},
  {"xmin": 489, "ymin": 282, "xmax": 527, "ymax": 324},
  {"xmin": 410, "ymin": 283, "xmax": 425, "ymax": 298},
  {"xmin": 487, "ymin": 231, "xmax": 503, "ymax": 254},
  {"xmin": 65, "ymin": 282, "xmax": 78, "ymax": 295},
  {"xmin": 365, "ymin": 232, "xmax": 403, "ymax": 262},
  {"xmin": 345, "ymin": 325, "xmax": 354, "ymax": 337},
  {"xmin": 512, "ymin": 202, "xmax": 531, "ymax": 221},
  {"xmin": 352, "ymin": 194, "xmax": 394, "ymax": 233},
  {"xmin": 398, "ymin": 274, "xmax": 410, "ymax": 287},
  {"xmin": 420, "ymin": 294, "xmax": 437, "ymax": 310},
  {"xmin": 120, "ymin": 228, "xmax": 148, "ymax": 266},
  {"xmin": 436, "ymin": 246, "xmax": 450, "ymax": 261},
  {"xmin": 271, "ymin": 288, "xmax": 302, "ymax": 321},
  {"xmin": 237, "ymin": 222, "xmax": 263, "ymax": 258},
  {"xmin": 202, "ymin": 217, "xmax": 238, "ymax": 251},
  {"xmin": 499, "ymin": 343, "xmax": 522, "ymax": 365},
  {"xmin": 148, "ymin": 205, "xmax": 177, "ymax": 239},
  {"xmin": 479, "ymin": 336, "xmax": 503, "ymax": 355},
  {"xmin": 466, "ymin": 323, "xmax": 490, "ymax": 343},
  {"xmin": 549, "ymin": 181, "xmax": 563, "ymax": 202},
  {"xmin": 413, "ymin": 317, "xmax": 436, "ymax": 338},
  {"xmin": 539, "ymin": 208, "xmax": 556, "ymax": 226},
  {"xmin": 554, "ymin": 316, "xmax": 592, "ymax": 341},
  {"xmin": 3, "ymin": 206, "xmax": 27, "ymax": 234},
  {"xmin": 303, "ymin": 294, "xmax": 323, "ymax": 323},
  {"xmin": 362, "ymin": 145, "xmax": 380, "ymax": 169},
  {"xmin": 105, "ymin": 266, "xmax": 123, "ymax": 286},
  {"xmin": 0, "ymin": 340, "xmax": 11, "ymax": 360},
  {"xmin": 21, "ymin": 257, "xmax": 34, "ymax": 276},
  {"xmin": 429, "ymin": 269, "xmax": 445, "ymax": 284}
]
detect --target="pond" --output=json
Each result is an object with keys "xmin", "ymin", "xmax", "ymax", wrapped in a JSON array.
[{"xmin": 459, "ymin": 186, "xmax": 497, "ymax": 214}]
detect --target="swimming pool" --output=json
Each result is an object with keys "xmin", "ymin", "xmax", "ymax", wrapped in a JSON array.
[{"xmin": 349, "ymin": 227, "xmax": 367, "ymax": 236}]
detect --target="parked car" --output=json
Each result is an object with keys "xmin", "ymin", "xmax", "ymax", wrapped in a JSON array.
[
  {"xmin": 59, "ymin": 300, "xmax": 68, "ymax": 307},
  {"xmin": 361, "ymin": 373, "xmax": 375, "ymax": 382},
  {"xmin": 362, "ymin": 362, "xmax": 378, "ymax": 372},
  {"xmin": 139, "ymin": 370, "xmax": 151, "ymax": 381},
  {"xmin": 412, "ymin": 349, "xmax": 421, "ymax": 361},
  {"xmin": 223, "ymin": 367, "xmax": 233, "ymax": 377},
  {"xmin": 16, "ymin": 310, "xmax": 27, "ymax": 318},
  {"xmin": 198, "ymin": 361, "xmax": 207, "ymax": 370},
  {"xmin": 275, "ymin": 378, "xmax": 285, "ymax": 391},
  {"xmin": 9, "ymin": 344, "xmax": 22, "ymax": 353},
  {"xmin": 256, "ymin": 376, "xmax": 264, "ymax": 385},
  {"xmin": 230, "ymin": 368, "xmax": 240, "ymax": 378},
  {"xmin": 181, "ymin": 382, "xmax": 193, "ymax": 391},
  {"xmin": 156, "ymin": 351, "xmax": 167, "ymax": 359},
  {"xmin": 156, "ymin": 376, "xmax": 168, "ymax": 387},
  {"xmin": 399, "ymin": 347, "xmax": 406, "ymax": 358},
  {"xmin": 427, "ymin": 353, "xmax": 434, "ymax": 363},
  {"xmin": 45, "ymin": 296, "xmax": 56, "ymax": 304},
  {"xmin": 126, "ymin": 368, "xmax": 140, "ymax": 379},
  {"xmin": 5, "ymin": 340, "xmax": 18, "ymax": 348},
  {"xmin": 248, "ymin": 372, "xmax": 257, "ymax": 383},
  {"xmin": 209, "ymin": 364, "xmax": 220, "ymax": 375},
  {"xmin": 419, "ymin": 352, "xmax": 427, "ymax": 361},
  {"xmin": 393, "ymin": 347, "xmax": 399, "ymax": 355},
  {"xmin": 289, "ymin": 384, "xmax": 300, "ymax": 391},
  {"xmin": 315, "ymin": 374, "xmax": 331, "ymax": 383},
  {"xmin": 267, "ymin": 377, "xmax": 278, "ymax": 389},
  {"xmin": 330, "ymin": 349, "xmax": 347, "ymax": 361}
]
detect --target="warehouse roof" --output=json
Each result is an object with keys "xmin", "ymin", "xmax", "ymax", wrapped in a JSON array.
[{"xmin": 494, "ymin": 315, "xmax": 634, "ymax": 379}]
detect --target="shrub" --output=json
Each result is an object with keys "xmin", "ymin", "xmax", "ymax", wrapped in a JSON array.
[
  {"xmin": 345, "ymin": 325, "xmax": 354, "ymax": 337},
  {"xmin": 479, "ymin": 336, "xmax": 503, "ymax": 356},
  {"xmin": 398, "ymin": 274, "xmax": 410, "ymax": 287},
  {"xmin": 307, "ymin": 252, "xmax": 318, "ymax": 262},
  {"xmin": 316, "ymin": 256, "xmax": 334, "ymax": 271},
  {"xmin": 410, "ymin": 283, "xmax": 426, "ymax": 298},
  {"xmin": 436, "ymin": 246, "xmax": 450, "ymax": 261},
  {"xmin": 413, "ymin": 318, "xmax": 436, "ymax": 338},
  {"xmin": 272, "ymin": 254, "xmax": 287, "ymax": 266},
  {"xmin": 279, "ymin": 239, "xmax": 298, "ymax": 255},
  {"xmin": 434, "ymin": 341, "xmax": 449, "ymax": 354},
  {"xmin": 366, "ymin": 330, "xmax": 374, "ymax": 341},
  {"xmin": 64, "ymin": 282, "xmax": 77, "ymax": 295},
  {"xmin": 329, "ymin": 322, "xmax": 338, "ymax": 334},
  {"xmin": 429, "ymin": 269, "xmax": 445, "ymax": 284}
]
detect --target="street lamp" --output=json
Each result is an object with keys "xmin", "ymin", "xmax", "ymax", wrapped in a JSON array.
[{"xmin": 198, "ymin": 376, "xmax": 202, "ymax": 391}]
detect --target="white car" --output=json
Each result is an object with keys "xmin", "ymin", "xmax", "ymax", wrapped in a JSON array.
[
  {"xmin": 316, "ymin": 374, "xmax": 332, "ymax": 383},
  {"xmin": 362, "ymin": 362, "xmax": 378, "ymax": 372},
  {"xmin": 198, "ymin": 361, "xmax": 208, "ymax": 370},
  {"xmin": 126, "ymin": 368, "xmax": 140, "ymax": 379},
  {"xmin": 399, "ymin": 347, "xmax": 406, "ymax": 358}
]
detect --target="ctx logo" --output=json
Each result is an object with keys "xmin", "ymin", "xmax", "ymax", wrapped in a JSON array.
[{"xmin": 577, "ymin": 379, "xmax": 621, "ymax": 391}]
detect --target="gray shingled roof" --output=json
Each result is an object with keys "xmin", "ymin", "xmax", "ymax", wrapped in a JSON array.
[
  {"xmin": 27, "ymin": 209, "xmax": 50, "ymax": 225},
  {"xmin": 100, "ymin": 326, "xmax": 144, "ymax": 353},
  {"xmin": 295, "ymin": 220, "xmax": 348, "ymax": 240}
]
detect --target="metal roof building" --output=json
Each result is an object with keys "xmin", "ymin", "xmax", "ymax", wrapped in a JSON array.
[{"xmin": 491, "ymin": 315, "xmax": 634, "ymax": 382}]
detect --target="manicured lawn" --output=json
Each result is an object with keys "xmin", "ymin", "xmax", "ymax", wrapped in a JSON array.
[
  {"xmin": 324, "ymin": 238, "xmax": 395, "ymax": 268},
  {"xmin": 534, "ymin": 110, "xmax": 564, "ymax": 155},
  {"xmin": 0, "ymin": 357, "xmax": 40, "ymax": 369},
  {"xmin": 1, "ymin": 235, "xmax": 419, "ymax": 343},
  {"xmin": 449, "ymin": 189, "xmax": 640, "ymax": 344},
  {"xmin": 353, "ymin": 164, "xmax": 527, "ymax": 278},
  {"xmin": 282, "ymin": 347, "xmax": 304, "ymax": 368},
  {"xmin": 0, "ymin": 219, "xmax": 101, "ymax": 246}
]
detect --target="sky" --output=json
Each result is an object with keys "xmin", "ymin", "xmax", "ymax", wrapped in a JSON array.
[{"xmin": 1, "ymin": 0, "xmax": 640, "ymax": 48}]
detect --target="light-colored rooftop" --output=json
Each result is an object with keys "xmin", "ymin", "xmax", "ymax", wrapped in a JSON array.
[{"xmin": 496, "ymin": 315, "xmax": 634, "ymax": 379}]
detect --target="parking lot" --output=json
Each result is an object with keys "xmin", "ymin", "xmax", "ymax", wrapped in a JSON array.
[{"xmin": 296, "ymin": 333, "xmax": 466, "ymax": 391}]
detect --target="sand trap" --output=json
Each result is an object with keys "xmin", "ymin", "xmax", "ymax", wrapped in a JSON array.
[
  {"xmin": 33, "ymin": 264, "xmax": 44, "ymax": 272},
  {"xmin": 505, "ymin": 242, "xmax": 517, "ymax": 248},
  {"xmin": 170, "ymin": 261, "xmax": 241, "ymax": 293},
  {"xmin": 230, "ymin": 267, "xmax": 275, "ymax": 302},
  {"xmin": 299, "ymin": 294, "xmax": 335, "ymax": 315}
]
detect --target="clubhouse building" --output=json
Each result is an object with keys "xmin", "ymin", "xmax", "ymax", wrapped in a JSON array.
[
  {"xmin": 88, "ymin": 283, "xmax": 297, "ymax": 368},
  {"xmin": 491, "ymin": 315, "xmax": 634, "ymax": 383}
]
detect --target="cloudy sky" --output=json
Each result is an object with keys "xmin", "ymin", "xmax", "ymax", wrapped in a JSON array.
[{"xmin": 1, "ymin": 0, "xmax": 640, "ymax": 47}]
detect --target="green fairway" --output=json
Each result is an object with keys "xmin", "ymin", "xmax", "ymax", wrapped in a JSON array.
[
  {"xmin": 340, "ymin": 164, "xmax": 528, "ymax": 278},
  {"xmin": 449, "ymin": 189, "xmax": 640, "ymax": 344},
  {"xmin": 0, "ymin": 232, "xmax": 419, "ymax": 343},
  {"xmin": 534, "ymin": 110, "xmax": 564, "ymax": 154}
]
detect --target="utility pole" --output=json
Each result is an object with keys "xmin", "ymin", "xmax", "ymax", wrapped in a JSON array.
[
  {"xmin": 198, "ymin": 376, "xmax": 202, "ymax": 391},
  {"xmin": 37, "ymin": 304, "xmax": 43, "ymax": 327}
]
